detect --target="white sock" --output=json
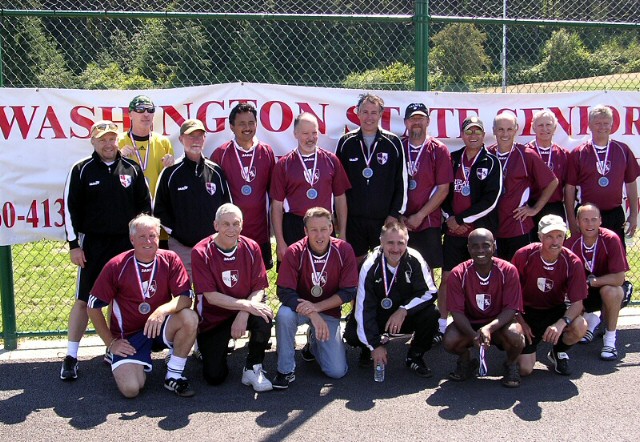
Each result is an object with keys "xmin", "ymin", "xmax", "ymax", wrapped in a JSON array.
[
  {"xmin": 584, "ymin": 312, "xmax": 601, "ymax": 332},
  {"xmin": 166, "ymin": 355, "xmax": 187, "ymax": 380},
  {"xmin": 603, "ymin": 329, "xmax": 617, "ymax": 348},
  {"xmin": 67, "ymin": 341, "xmax": 80, "ymax": 359},
  {"xmin": 438, "ymin": 318, "xmax": 448, "ymax": 334}
]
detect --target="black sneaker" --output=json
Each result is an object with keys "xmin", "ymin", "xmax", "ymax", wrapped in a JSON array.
[
  {"xmin": 405, "ymin": 355, "xmax": 433, "ymax": 378},
  {"xmin": 358, "ymin": 348, "xmax": 373, "ymax": 368},
  {"xmin": 547, "ymin": 349, "xmax": 571, "ymax": 375},
  {"xmin": 164, "ymin": 377, "xmax": 195, "ymax": 397},
  {"xmin": 272, "ymin": 371, "xmax": 295, "ymax": 389},
  {"xmin": 301, "ymin": 344, "xmax": 316, "ymax": 362},
  {"xmin": 60, "ymin": 355, "xmax": 78, "ymax": 381}
]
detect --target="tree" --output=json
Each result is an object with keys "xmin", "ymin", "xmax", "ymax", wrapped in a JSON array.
[{"xmin": 430, "ymin": 24, "xmax": 490, "ymax": 85}]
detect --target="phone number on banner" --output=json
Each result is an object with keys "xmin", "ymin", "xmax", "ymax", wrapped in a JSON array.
[{"xmin": 0, "ymin": 199, "xmax": 64, "ymax": 229}]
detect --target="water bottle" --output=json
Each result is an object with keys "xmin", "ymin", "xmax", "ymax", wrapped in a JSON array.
[{"xmin": 374, "ymin": 363, "xmax": 385, "ymax": 382}]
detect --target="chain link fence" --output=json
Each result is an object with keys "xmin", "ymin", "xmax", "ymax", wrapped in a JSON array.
[{"xmin": 1, "ymin": 0, "xmax": 640, "ymax": 339}]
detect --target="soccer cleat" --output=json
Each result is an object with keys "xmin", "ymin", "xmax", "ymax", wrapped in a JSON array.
[
  {"xmin": 164, "ymin": 377, "xmax": 195, "ymax": 397},
  {"xmin": 405, "ymin": 355, "xmax": 433, "ymax": 378},
  {"xmin": 241, "ymin": 364, "xmax": 273, "ymax": 392},
  {"xmin": 600, "ymin": 346, "xmax": 618, "ymax": 361},
  {"xmin": 272, "ymin": 371, "xmax": 295, "ymax": 389},
  {"xmin": 60, "ymin": 355, "xmax": 78, "ymax": 381},
  {"xmin": 547, "ymin": 349, "xmax": 571, "ymax": 375}
]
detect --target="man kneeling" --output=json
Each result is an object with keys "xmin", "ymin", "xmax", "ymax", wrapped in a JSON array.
[{"xmin": 88, "ymin": 214, "xmax": 198, "ymax": 398}]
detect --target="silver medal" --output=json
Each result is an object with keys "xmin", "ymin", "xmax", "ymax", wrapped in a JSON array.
[
  {"xmin": 408, "ymin": 179, "xmax": 417, "ymax": 191},
  {"xmin": 598, "ymin": 176, "xmax": 609, "ymax": 187},
  {"xmin": 306, "ymin": 188, "xmax": 318, "ymax": 200},
  {"xmin": 461, "ymin": 185, "xmax": 471, "ymax": 196},
  {"xmin": 380, "ymin": 298, "xmax": 393, "ymax": 310},
  {"xmin": 362, "ymin": 167, "xmax": 374, "ymax": 179},
  {"xmin": 241, "ymin": 184, "xmax": 253, "ymax": 195},
  {"xmin": 311, "ymin": 285, "xmax": 323, "ymax": 297},
  {"xmin": 138, "ymin": 302, "xmax": 151, "ymax": 315}
]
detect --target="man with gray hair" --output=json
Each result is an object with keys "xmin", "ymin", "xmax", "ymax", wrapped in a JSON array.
[
  {"xmin": 88, "ymin": 214, "xmax": 198, "ymax": 398},
  {"xmin": 565, "ymin": 104, "xmax": 640, "ymax": 246},
  {"xmin": 191, "ymin": 203, "xmax": 274, "ymax": 392}
]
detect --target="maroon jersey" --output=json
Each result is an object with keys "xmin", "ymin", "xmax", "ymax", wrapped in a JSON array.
[
  {"xmin": 211, "ymin": 140, "xmax": 276, "ymax": 244},
  {"xmin": 191, "ymin": 235, "xmax": 269, "ymax": 333},
  {"xmin": 566, "ymin": 140, "xmax": 640, "ymax": 211},
  {"xmin": 270, "ymin": 147, "xmax": 351, "ymax": 216},
  {"xmin": 525, "ymin": 141, "xmax": 568, "ymax": 203},
  {"xmin": 488, "ymin": 143, "xmax": 556, "ymax": 238},
  {"xmin": 512, "ymin": 243, "xmax": 587, "ymax": 310},
  {"xmin": 447, "ymin": 257, "xmax": 523, "ymax": 326},
  {"xmin": 565, "ymin": 227, "xmax": 629, "ymax": 277},
  {"xmin": 89, "ymin": 249, "xmax": 192, "ymax": 339},
  {"xmin": 277, "ymin": 237, "xmax": 358, "ymax": 318},
  {"xmin": 403, "ymin": 137, "xmax": 453, "ymax": 230}
]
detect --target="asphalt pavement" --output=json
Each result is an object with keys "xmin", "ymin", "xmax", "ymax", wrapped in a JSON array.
[{"xmin": 1, "ymin": 309, "xmax": 640, "ymax": 441}]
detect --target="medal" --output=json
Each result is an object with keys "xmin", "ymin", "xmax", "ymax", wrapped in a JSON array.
[
  {"xmin": 461, "ymin": 185, "xmax": 471, "ymax": 197},
  {"xmin": 459, "ymin": 148, "xmax": 480, "ymax": 198},
  {"xmin": 380, "ymin": 297, "xmax": 393, "ymax": 310},
  {"xmin": 408, "ymin": 179, "xmax": 417, "ymax": 191},
  {"xmin": 598, "ymin": 176, "xmax": 609, "ymax": 187},
  {"xmin": 593, "ymin": 141, "xmax": 611, "ymax": 190},
  {"xmin": 306, "ymin": 188, "xmax": 318, "ymax": 200},
  {"xmin": 233, "ymin": 140, "xmax": 257, "ymax": 192},
  {"xmin": 381, "ymin": 253, "xmax": 399, "ymax": 312},
  {"xmin": 362, "ymin": 167, "xmax": 374, "ymax": 179},
  {"xmin": 307, "ymin": 244, "xmax": 331, "ymax": 299},
  {"xmin": 241, "ymin": 184, "xmax": 253, "ymax": 195},
  {"xmin": 138, "ymin": 302, "xmax": 151, "ymax": 315},
  {"xmin": 581, "ymin": 237, "xmax": 598, "ymax": 275},
  {"xmin": 360, "ymin": 140, "xmax": 379, "ymax": 181},
  {"xmin": 311, "ymin": 285, "xmax": 323, "ymax": 297},
  {"xmin": 129, "ymin": 131, "xmax": 151, "ymax": 173}
]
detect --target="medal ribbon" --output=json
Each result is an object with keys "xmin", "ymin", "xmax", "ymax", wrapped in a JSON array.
[
  {"xmin": 129, "ymin": 131, "xmax": 151, "ymax": 173},
  {"xmin": 460, "ymin": 148, "xmax": 481, "ymax": 187},
  {"xmin": 580, "ymin": 236, "xmax": 599, "ymax": 273},
  {"xmin": 381, "ymin": 254, "xmax": 398, "ymax": 301},
  {"xmin": 479, "ymin": 344, "xmax": 488, "ymax": 376},
  {"xmin": 233, "ymin": 140, "xmax": 257, "ymax": 183},
  {"xmin": 307, "ymin": 245, "xmax": 331, "ymax": 287},
  {"xmin": 296, "ymin": 148, "xmax": 318, "ymax": 189},
  {"xmin": 534, "ymin": 141, "xmax": 553, "ymax": 170},
  {"xmin": 359, "ymin": 139, "xmax": 379, "ymax": 171},
  {"xmin": 134, "ymin": 258, "xmax": 158, "ymax": 302},
  {"xmin": 496, "ymin": 145, "xmax": 514, "ymax": 177},
  {"xmin": 406, "ymin": 139, "xmax": 428, "ymax": 177},
  {"xmin": 592, "ymin": 141, "xmax": 611, "ymax": 177}
]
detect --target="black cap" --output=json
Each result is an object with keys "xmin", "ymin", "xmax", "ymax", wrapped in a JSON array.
[
  {"xmin": 461, "ymin": 116, "xmax": 484, "ymax": 132},
  {"xmin": 404, "ymin": 103, "xmax": 429, "ymax": 120}
]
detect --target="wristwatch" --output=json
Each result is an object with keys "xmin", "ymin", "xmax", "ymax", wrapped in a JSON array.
[{"xmin": 562, "ymin": 316, "xmax": 572, "ymax": 326}]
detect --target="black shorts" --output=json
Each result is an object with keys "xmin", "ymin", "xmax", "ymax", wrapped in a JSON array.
[
  {"xmin": 76, "ymin": 233, "xmax": 131, "ymax": 302},
  {"xmin": 408, "ymin": 228, "xmax": 443, "ymax": 269},
  {"xmin": 496, "ymin": 232, "xmax": 532, "ymax": 261},
  {"xmin": 521, "ymin": 305, "xmax": 567, "ymax": 354},
  {"xmin": 583, "ymin": 286, "xmax": 603, "ymax": 313},
  {"xmin": 443, "ymin": 235, "xmax": 470, "ymax": 272},
  {"xmin": 259, "ymin": 241, "xmax": 274, "ymax": 271},
  {"xmin": 601, "ymin": 206, "xmax": 626, "ymax": 250},
  {"xmin": 531, "ymin": 201, "xmax": 566, "ymax": 236},
  {"xmin": 346, "ymin": 216, "xmax": 385, "ymax": 258},
  {"xmin": 282, "ymin": 212, "xmax": 305, "ymax": 246}
]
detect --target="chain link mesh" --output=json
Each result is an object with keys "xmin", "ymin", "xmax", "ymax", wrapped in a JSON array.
[{"xmin": 1, "ymin": 1, "xmax": 639, "ymax": 337}]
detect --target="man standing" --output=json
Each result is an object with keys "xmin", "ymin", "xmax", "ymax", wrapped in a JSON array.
[
  {"xmin": 271, "ymin": 113, "xmax": 350, "ymax": 265},
  {"xmin": 154, "ymin": 119, "xmax": 231, "ymax": 278},
  {"xmin": 118, "ymin": 95, "xmax": 174, "ymax": 247},
  {"xmin": 344, "ymin": 221, "xmax": 439, "ymax": 377},
  {"xmin": 565, "ymin": 104, "xmax": 640, "ymax": 245},
  {"xmin": 525, "ymin": 109, "xmax": 570, "ymax": 234},
  {"xmin": 488, "ymin": 112, "xmax": 558, "ymax": 261},
  {"xmin": 87, "ymin": 215, "xmax": 198, "ymax": 398},
  {"xmin": 400, "ymin": 103, "xmax": 452, "ymax": 274},
  {"xmin": 211, "ymin": 103, "xmax": 276, "ymax": 269},
  {"xmin": 272, "ymin": 207, "xmax": 358, "ymax": 389},
  {"xmin": 443, "ymin": 228, "xmax": 525, "ymax": 388},
  {"xmin": 438, "ymin": 117, "xmax": 502, "ymax": 343},
  {"xmin": 512, "ymin": 215, "xmax": 587, "ymax": 376},
  {"xmin": 191, "ymin": 204, "xmax": 274, "ymax": 392},
  {"xmin": 336, "ymin": 93, "xmax": 407, "ymax": 265},
  {"xmin": 61, "ymin": 120, "xmax": 151, "ymax": 380},
  {"xmin": 565, "ymin": 203, "xmax": 630, "ymax": 361}
]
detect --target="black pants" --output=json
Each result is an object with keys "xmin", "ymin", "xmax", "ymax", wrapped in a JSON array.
[
  {"xmin": 197, "ymin": 314, "xmax": 272, "ymax": 385},
  {"xmin": 344, "ymin": 304, "xmax": 439, "ymax": 355}
]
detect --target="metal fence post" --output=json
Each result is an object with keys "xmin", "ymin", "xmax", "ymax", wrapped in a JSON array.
[{"xmin": 414, "ymin": 0, "xmax": 429, "ymax": 91}]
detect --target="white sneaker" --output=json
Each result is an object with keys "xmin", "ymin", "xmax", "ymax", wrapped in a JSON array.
[{"xmin": 242, "ymin": 364, "xmax": 273, "ymax": 392}]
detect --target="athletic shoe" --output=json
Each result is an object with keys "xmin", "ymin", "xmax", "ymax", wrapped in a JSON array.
[
  {"xmin": 103, "ymin": 349, "xmax": 113, "ymax": 365},
  {"xmin": 60, "ymin": 355, "xmax": 78, "ymax": 381},
  {"xmin": 600, "ymin": 345, "xmax": 618, "ymax": 361},
  {"xmin": 272, "ymin": 371, "xmax": 295, "ymax": 389},
  {"xmin": 241, "ymin": 364, "xmax": 273, "ymax": 392},
  {"xmin": 192, "ymin": 348, "xmax": 203, "ymax": 361},
  {"xmin": 502, "ymin": 362, "xmax": 521, "ymax": 388},
  {"xmin": 579, "ymin": 330, "xmax": 594, "ymax": 344},
  {"xmin": 358, "ymin": 348, "xmax": 373, "ymax": 368},
  {"xmin": 301, "ymin": 344, "xmax": 316, "ymax": 362},
  {"xmin": 622, "ymin": 281, "xmax": 633, "ymax": 308},
  {"xmin": 432, "ymin": 331, "xmax": 444, "ymax": 345},
  {"xmin": 405, "ymin": 355, "xmax": 433, "ymax": 378},
  {"xmin": 227, "ymin": 339, "xmax": 235, "ymax": 354},
  {"xmin": 164, "ymin": 377, "xmax": 195, "ymax": 397},
  {"xmin": 547, "ymin": 349, "xmax": 571, "ymax": 375},
  {"xmin": 448, "ymin": 357, "xmax": 479, "ymax": 382}
]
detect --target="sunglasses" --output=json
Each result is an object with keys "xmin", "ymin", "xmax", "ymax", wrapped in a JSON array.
[
  {"xmin": 464, "ymin": 128, "xmax": 483, "ymax": 135},
  {"xmin": 92, "ymin": 122, "xmax": 118, "ymax": 133},
  {"xmin": 132, "ymin": 106, "xmax": 156, "ymax": 114}
]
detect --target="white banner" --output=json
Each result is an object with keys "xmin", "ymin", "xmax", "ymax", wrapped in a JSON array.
[{"xmin": 1, "ymin": 83, "xmax": 639, "ymax": 245}]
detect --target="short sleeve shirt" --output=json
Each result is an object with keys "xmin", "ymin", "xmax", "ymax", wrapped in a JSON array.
[
  {"xmin": 565, "ymin": 227, "xmax": 629, "ymax": 277},
  {"xmin": 524, "ymin": 141, "xmax": 568, "ymax": 203}
]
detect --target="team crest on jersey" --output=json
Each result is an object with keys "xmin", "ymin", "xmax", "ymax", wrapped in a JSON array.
[
  {"xmin": 119, "ymin": 175, "xmax": 132, "ymax": 188},
  {"xmin": 377, "ymin": 152, "xmax": 388, "ymax": 165},
  {"xmin": 537, "ymin": 277, "xmax": 553, "ymax": 292},
  {"xmin": 311, "ymin": 271, "xmax": 327, "ymax": 287},
  {"xmin": 241, "ymin": 166, "xmax": 257, "ymax": 182},
  {"xmin": 222, "ymin": 270, "xmax": 239, "ymax": 288},
  {"xmin": 206, "ymin": 182, "xmax": 217, "ymax": 195},
  {"xmin": 476, "ymin": 168, "xmax": 488, "ymax": 180},
  {"xmin": 142, "ymin": 280, "xmax": 157, "ymax": 298},
  {"xmin": 304, "ymin": 169, "xmax": 320, "ymax": 185},
  {"xmin": 475, "ymin": 294, "xmax": 491, "ymax": 311},
  {"xmin": 596, "ymin": 160, "xmax": 611, "ymax": 175}
]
